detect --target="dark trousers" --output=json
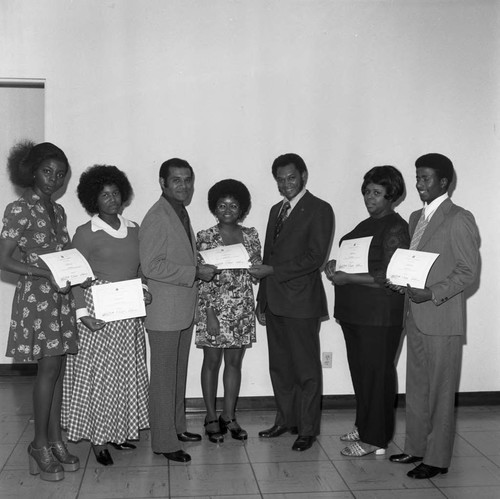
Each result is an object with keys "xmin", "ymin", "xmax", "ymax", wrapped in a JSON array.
[
  {"xmin": 266, "ymin": 309, "xmax": 322, "ymax": 436},
  {"xmin": 147, "ymin": 324, "xmax": 193, "ymax": 453},
  {"xmin": 340, "ymin": 321, "xmax": 402, "ymax": 448}
]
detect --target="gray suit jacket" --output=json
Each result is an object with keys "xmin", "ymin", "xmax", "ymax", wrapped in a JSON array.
[
  {"xmin": 139, "ymin": 196, "xmax": 197, "ymax": 331},
  {"xmin": 408, "ymin": 198, "xmax": 480, "ymax": 336}
]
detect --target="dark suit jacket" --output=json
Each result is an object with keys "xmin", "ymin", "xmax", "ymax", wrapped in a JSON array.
[
  {"xmin": 257, "ymin": 191, "xmax": 334, "ymax": 319},
  {"xmin": 408, "ymin": 198, "xmax": 480, "ymax": 336}
]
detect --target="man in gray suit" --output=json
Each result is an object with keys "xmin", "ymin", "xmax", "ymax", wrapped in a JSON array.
[
  {"xmin": 139, "ymin": 158, "xmax": 216, "ymax": 463},
  {"xmin": 389, "ymin": 153, "xmax": 480, "ymax": 478}
]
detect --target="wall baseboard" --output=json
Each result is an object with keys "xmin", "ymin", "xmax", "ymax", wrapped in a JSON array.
[{"xmin": 2, "ymin": 365, "xmax": 498, "ymax": 409}]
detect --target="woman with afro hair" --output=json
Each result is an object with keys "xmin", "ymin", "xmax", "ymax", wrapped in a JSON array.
[
  {"xmin": 61, "ymin": 165, "xmax": 150, "ymax": 466},
  {"xmin": 196, "ymin": 179, "xmax": 262, "ymax": 443},
  {"xmin": 0, "ymin": 141, "xmax": 79, "ymax": 481}
]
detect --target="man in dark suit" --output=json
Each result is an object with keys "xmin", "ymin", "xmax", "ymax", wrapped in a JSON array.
[
  {"xmin": 249, "ymin": 153, "xmax": 334, "ymax": 451},
  {"xmin": 139, "ymin": 158, "xmax": 216, "ymax": 463},
  {"xmin": 389, "ymin": 153, "xmax": 480, "ymax": 478}
]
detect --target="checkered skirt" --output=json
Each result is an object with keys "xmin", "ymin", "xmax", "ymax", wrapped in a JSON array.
[{"xmin": 61, "ymin": 280, "xmax": 149, "ymax": 445}]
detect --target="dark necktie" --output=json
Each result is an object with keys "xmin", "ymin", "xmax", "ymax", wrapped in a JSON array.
[
  {"xmin": 274, "ymin": 201, "xmax": 290, "ymax": 240},
  {"xmin": 180, "ymin": 207, "xmax": 192, "ymax": 243}
]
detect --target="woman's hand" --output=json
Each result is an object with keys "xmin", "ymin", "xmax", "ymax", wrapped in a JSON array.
[
  {"xmin": 143, "ymin": 290, "xmax": 152, "ymax": 305},
  {"xmin": 331, "ymin": 271, "xmax": 351, "ymax": 286},
  {"xmin": 79, "ymin": 276, "xmax": 94, "ymax": 289},
  {"xmin": 206, "ymin": 308, "xmax": 220, "ymax": 335},
  {"xmin": 248, "ymin": 264, "xmax": 273, "ymax": 279},
  {"xmin": 80, "ymin": 316, "xmax": 106, "ymax": 331},
  {"xmin": 385, "ymin": 279, "xmax": 406, "ymax": 294},
  {"xmin": 324, "ymin": 259, "xmax": 336, "ymax": 281}
]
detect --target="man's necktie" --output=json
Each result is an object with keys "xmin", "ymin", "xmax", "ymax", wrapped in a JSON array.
[
  {"xmin": 180, "ymin": 207, "xmax": 192, "ymax": 243},
  {"xmin": 410, "ymin": 210, "xmax": 429, "ymax": 250},
  {"xmin": 274, "ymin": 201, "xmax": 290, "ymax": 240}
]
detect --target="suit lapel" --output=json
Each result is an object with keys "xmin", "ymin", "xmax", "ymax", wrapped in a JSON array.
[
  {"xmin": 417, "ymin": 198, "xmax": 452, "ymax": 250},
  {"xmin": 273, "ymin": 192, "xmax": 308, "ymax": 242}
]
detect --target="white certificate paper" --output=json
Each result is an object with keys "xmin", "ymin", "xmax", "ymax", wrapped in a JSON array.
[
  {"xmin": 39, "ymin": 248, "xmax": 94, "ymax": 288},
  {"xmin": 200, "ymin": 243, "xmax": 251, "ymax": 269},
  {"xmin": 386, "ymin": 248, "xmax": 440, "ymax": 289},
  {"xmin": 337, "ymin": 237, "xmax": 373, "ymax": 274},
  {"xmin": 91, "ymin": 278, "xmax": 146, "ymax": 322}
]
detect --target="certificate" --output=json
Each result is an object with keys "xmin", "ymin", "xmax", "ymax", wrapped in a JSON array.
[
  {"xmin": 386, "ymin": 248, "xmax": 440, "ymax": 289},
  {"xmin": 337, "ymin": 236, "xmax": 373, "ymax": 274},
  {"xmin": 39, "ymin": 248, "xmax": 94, "ymax": 288},
  {"xmin": 91, "ymin": 278, "xmax": 146, "ymax": 322},
  {"xmin": 199, "ymin": 243, "xmax": 251, "ymax": 269}
]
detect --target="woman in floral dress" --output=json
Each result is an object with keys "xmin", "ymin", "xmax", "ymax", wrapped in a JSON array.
[
  {"xmin": 0, "ymin": 141, "xmax": 79, "ymax": 482},
  {"xmin": 196, "ymin": 179, "xmax": 261, "ymax": 443}
]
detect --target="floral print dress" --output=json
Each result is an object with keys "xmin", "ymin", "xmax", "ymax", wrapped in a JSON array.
[
  {"xmin": 1, "ymin": 189, "xmax": 77, "ymax": 361},
  {"xmin": 196, "ymin": 225, "xmax": 262, "ymax": 348}
]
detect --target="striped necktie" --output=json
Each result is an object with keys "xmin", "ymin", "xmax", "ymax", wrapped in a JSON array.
[
  {"xmin": 410, "ymin": 210, "xmax": 429, "ymax": 250},
  {"xmin": 274, "ymin": 201, "xmax": 290, "ymax": 240}
]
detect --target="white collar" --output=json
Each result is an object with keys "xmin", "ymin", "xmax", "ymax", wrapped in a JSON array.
[
  {"xmin": 90, "ymin": 214, "xmax": 135, "ymax": 239},
  {"xmin": 283, "ymin": 188, "xmax": 307, "ymax": 212},
  {"xmin": 424, "ymin": 193, "xmax": 448, "ymax": 220}
]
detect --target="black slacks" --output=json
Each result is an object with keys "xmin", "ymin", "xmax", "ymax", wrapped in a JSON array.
[
  {"xmin": 266, "ymin": 309, "xmax": 322, "ymax": 436},
  {"xmin": 340, "ymin": 321, "xmax": 402, "ymax": 448}
]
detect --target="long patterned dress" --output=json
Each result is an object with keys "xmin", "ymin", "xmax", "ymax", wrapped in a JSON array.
[
  {"xmin": 196, "ymin": 225, "xmax": 261, "ymax": 348},
  {"xmin": 61, "ymin": 215, "xmax": 149, "ymax": 445},
  {"xmin": 1, "ymin": 189, "xmax": 77, "ymax": 362}
]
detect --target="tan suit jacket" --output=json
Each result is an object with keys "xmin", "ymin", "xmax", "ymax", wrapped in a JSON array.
[
  {"xmin": 408, "ymin": 197, "xmax": 480, "ymax": 335},
  {"xmin": 139, "ymin": 196, "xmax": 197, "ymax": 331}
]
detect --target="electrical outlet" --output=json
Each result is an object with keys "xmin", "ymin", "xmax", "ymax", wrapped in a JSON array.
[{"xmin": 321, "ymin": 351, "xmax": 332, "ymax": 368}]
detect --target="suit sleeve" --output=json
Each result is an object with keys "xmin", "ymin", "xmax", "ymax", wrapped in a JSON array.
[
  {"xmin": 273, "ymin": 201, "xmax": 334, "ymax": 283},
  {"xmin": 139, "ymin": 210, "xmax": 196, "ymax": 287},
  {"xmin": 430, "ymin": 210, "xmax": 480, "ymax": 305}
]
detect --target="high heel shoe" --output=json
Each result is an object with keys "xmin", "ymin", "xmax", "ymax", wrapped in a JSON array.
[
  {"xmin": 109, "ymin": 441, "xmax": 136, "ymax": 450},
  {"xmin": 219, "ymin": 415, "xmax": 248, "ymax": 441},
  {"xmin": 204, "ymin": 418, "xmax": 224, "ymax": 443},
  {"xmin": 28, "ymin": 443, "xmax": 65, "ymax": 481},
  {"xmin": 92, "ymin": 445, "xmax": 114, "ymax": 466},
  {"xmin": 49, "ymin": 440, "xmax": 80, "ymax": 471}
]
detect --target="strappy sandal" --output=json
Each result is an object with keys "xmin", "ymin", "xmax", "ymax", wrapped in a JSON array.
[
  {"xmin": 340, "ymin": 427, "xmax": 360, "ymax": 442},
  {"xmin": 204, "ymin": 418, "xmax": 224, "ymax": 443},
  {"xmin": 219, "ymin": 415, "xmax": 248, "ymax": 441},
  {"xmin": 340, "ymin": 441, "xmax": 386, "ymax": 457}
]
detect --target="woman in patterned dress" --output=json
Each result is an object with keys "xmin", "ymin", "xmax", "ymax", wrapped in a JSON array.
[
  {"xmin": 61, "ymin": 165, "xmax": 150, "ymax": 466},
  {"xmin": 0, "ymin": 141, "xmax": 80, "ymax": 481},
  {"xmin": 196, "ymin": 179, "xmax": 261, "ymax": 443}
]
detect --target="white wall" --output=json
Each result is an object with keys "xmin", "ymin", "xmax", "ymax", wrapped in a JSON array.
[{"xmin": 0, "ymin": 0, "xmax": 498, "ymax": 397}]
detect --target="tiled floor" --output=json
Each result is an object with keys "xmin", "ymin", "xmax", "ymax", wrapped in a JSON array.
[{"xmin": 1, "ymin": 377, "xmax": 500, "ymax": 498}]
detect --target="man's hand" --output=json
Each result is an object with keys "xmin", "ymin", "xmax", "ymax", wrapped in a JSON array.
[
  {"xmin": 324, "ymin": 259, "xmax": 336, "ymax": 281},
  {"xmin": 143, "ymin": 290, "xmax": 152, "ymax": 305},
  {"xmin": 196, "ymin": 264, "xmax": 218, "ymax": 282},
  {"xmin": 255, "ymin": 303, "xmax": 266, "ymax": 326},
  {"xmin": 248, "ymin": 264, "xmax": 274, "ymax": 279},
  {"xmin": 407, "ymin": 284, "xmax": 432, "ymax": 303}
]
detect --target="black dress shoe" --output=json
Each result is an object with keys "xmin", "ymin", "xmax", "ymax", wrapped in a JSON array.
[
  {"xmin": 258, "ymin": 424, "xmax": 291, "ymax": 438},
  {"xmin": 109, "ymin": 442, "xmax": 136, "ymax": 450},
  {"xmin": 390, "ymin": 453, "xmax": 423, "ymax": 464},
  {"xmin": 94, "ymin": 449, "xmax": 114, "ymax": 466},
  {"xmin": 177, "ymin": 431, "xmax": 202, "ymax": 442},
  {"xmin": 407, "ymin": 463, "xmax": 448, "ymax": 479},
  {"xmin": 292, "ymin": 435, "xmax": 316, "ymax": 451},
  {"xmin": 154, "ymin": 450, "xmax": 191, "ymax": 463},
  {"xmin": 204, "ymin": 419, "xmax": 224, "ymax": 443},
  {"xmin": 219, "ymin": 416, "xmax": 248, "ymax": 441}
]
